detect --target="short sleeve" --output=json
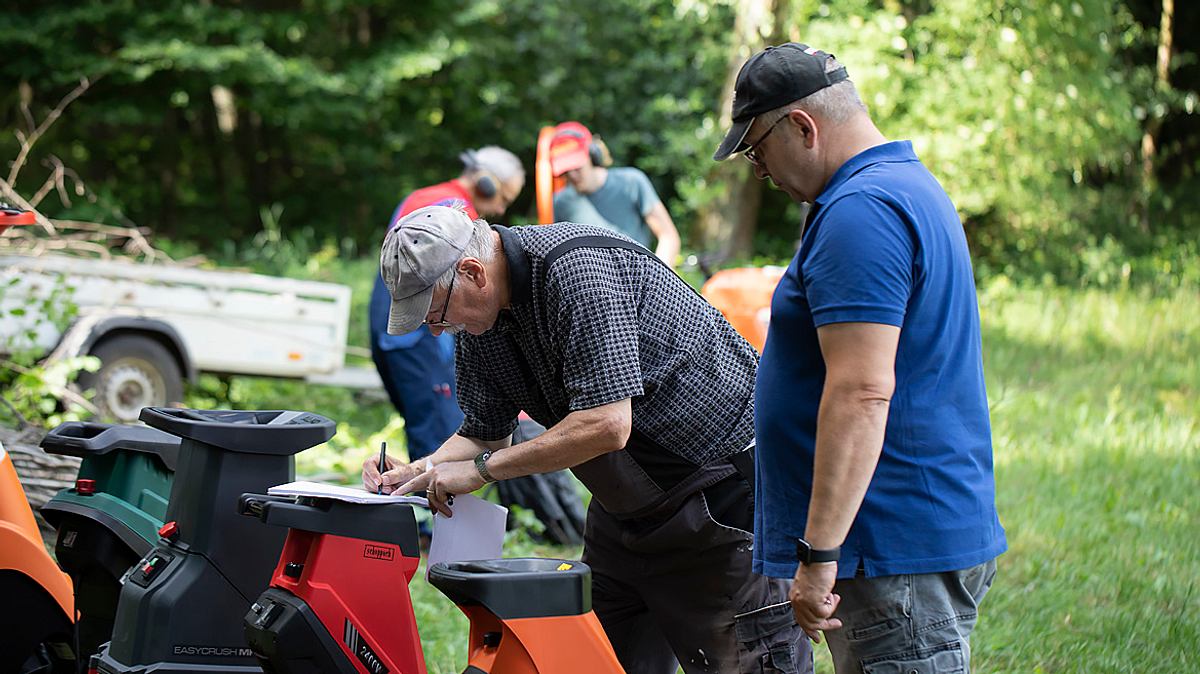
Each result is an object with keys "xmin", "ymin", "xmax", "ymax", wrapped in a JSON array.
[
  {"xmin": 545, "ymin": 251, "xmax": 645, "ymax": 411},
  {"xmin": 802, "ymin": 194, "xmax": 915, "ymax": 328},
  {"xmin": 630, "ymin": 169, "xmax": 662, "ymax": 217},
  {"xmin": 454, "ymin": 336, "xmax": 520, "ymax": 441}
]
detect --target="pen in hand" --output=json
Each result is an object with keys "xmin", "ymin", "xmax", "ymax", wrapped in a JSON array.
[{"xmin": 376, "ymin": 441, "xmax": 387, "ymax": 495}]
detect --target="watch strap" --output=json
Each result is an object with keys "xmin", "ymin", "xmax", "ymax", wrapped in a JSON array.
[
  {"xmin": 474, "ymin": 450, "xmax": 497, "ymax": 484},
  {"xmin": 796, "ymin": 538, "xmax": 840, "ymax": 565}
]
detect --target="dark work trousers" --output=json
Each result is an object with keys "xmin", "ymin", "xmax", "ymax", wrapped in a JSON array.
[{"xmin": 582, "ymin": 474, "xmax": 812, "ymax": 674}]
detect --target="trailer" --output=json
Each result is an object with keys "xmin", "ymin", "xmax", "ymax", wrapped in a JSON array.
[{"xmin": 1, "ymin": 253, "xmax": 381, "ymax": 422}]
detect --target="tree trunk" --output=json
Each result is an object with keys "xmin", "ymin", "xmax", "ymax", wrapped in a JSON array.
[
  {"xmin": 1139, "ymin": 0, "xmax": 1174, "ymax": 233},
  {"xmin": 356, "ymin": 8, "xmax": 372, "ymax": 45},
  {"xmin": 157, "ymin": 108, "xmax": 181, "ymax": 237},
  {"xmin": 201, "ymin": 87, "xmax": 232, "ymax": 218},
  {"xmin": 234, "ymin": 104, "xmax": 268, "ymax": 236},
  {"xmin": 695, "ymin": 0, "xmax": 793, "ymax": 261}
]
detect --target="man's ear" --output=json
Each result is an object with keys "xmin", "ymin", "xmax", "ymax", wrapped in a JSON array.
[
  {"xmin": 789, "ymin": 109, "xmax": 818, "ymax": 148},
  {"xmin": 460, "ymin": 258, "xmax": 487, "ymax": 287}
]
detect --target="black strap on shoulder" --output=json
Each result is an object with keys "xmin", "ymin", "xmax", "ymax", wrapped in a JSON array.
[
  {"xmin": 543, "ymin": 235, "xmax": 654, "ymax": 269},
  {"xmin": 541, "ymin": 235, "xmax": 703, "ymax": 299}
]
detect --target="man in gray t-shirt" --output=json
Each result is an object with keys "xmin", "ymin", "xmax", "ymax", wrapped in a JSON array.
[{"xmin": 549, "ymin": 121, "xmax": 681, "ymax": 266}]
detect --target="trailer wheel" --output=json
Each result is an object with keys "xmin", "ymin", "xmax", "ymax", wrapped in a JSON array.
[{"xmin": 79, "ymin": 334, "xmax": 184, "ymax": 423}]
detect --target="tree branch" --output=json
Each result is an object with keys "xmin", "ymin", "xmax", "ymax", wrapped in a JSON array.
[
  {"xmin": 28, "ymin": 156, "xmax": 70, "ymax": 208},
  {"xmin": 8, "ymin": 76, "xmax": 99, "ymax": 186}
]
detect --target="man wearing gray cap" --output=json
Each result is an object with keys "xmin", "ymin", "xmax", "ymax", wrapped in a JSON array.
[
  {"xmin": 367, "ymin": 147, "xmax": 524, "ymax": 481},
  {"xmin": 363, "ymin": 204, "xmax": 810, "ymax": 674},
  {"xmin": 714, "ymin": 43, "xmax": 1005, "ymax": 673}
]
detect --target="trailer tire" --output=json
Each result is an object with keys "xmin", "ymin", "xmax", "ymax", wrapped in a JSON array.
[{"xmin": 79, "ymin": 334, "xmax": 184, "ymax": 423}]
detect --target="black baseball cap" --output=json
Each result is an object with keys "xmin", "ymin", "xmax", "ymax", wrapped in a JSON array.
[{"xmin": 713, "ymin": 43, "xmax": 849, "ymax": 161}]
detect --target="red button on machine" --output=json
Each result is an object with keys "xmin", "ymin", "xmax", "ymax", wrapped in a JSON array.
[
  {"xmin": 158, "ymin": 521, "xmax": 179, "ymax": 540},
  {"xmin": 75, "ymin": 478, "xmax": 97, "ymax": 495}
]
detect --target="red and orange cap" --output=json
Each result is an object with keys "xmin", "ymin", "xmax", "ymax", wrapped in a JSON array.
[{"xmin": 548, "ymin": 121, "xmax": 593, "ymax": 177}]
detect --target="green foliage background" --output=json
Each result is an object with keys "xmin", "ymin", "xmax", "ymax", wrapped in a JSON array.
[{"xmin": 2, "ymin": 0, "xmax": 1197, "ymax": 286}]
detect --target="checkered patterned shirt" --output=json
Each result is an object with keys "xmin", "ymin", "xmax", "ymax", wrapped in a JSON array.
[{"xmin": 455, "ymin": 223, "xmax": 758, "ymax": 466}]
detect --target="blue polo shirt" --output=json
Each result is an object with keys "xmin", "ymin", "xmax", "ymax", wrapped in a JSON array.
[{"xmin": 753, "ymin": 141, "xmax": 1006, "ymax": 580}]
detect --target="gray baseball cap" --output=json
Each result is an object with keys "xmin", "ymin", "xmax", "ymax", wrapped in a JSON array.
[{"xmin": 380, "ymin": 205, "xmax": 475, "ymax": 335}]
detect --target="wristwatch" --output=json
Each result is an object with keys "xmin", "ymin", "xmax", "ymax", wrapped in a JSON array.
[
  {"xmin": 796, "ymin": 538, "xmax": 840, "ymax": 565},
  {"xmin": 474, "ymin": 450, "xmax": 497, "ymax": 484}
]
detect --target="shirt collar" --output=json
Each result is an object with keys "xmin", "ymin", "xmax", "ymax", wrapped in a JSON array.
[
  {"xmin": 492, "ymin": 225, "xmax": 532, "ymax": 306},
  {"xmin": 814, "ymin": 140, "xmax": 917, "ymax": 207}
]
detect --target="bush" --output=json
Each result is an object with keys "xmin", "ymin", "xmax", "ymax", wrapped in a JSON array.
[{"xmin": 0, "ymin": 274, "xmax": 99, "ymax": 427}]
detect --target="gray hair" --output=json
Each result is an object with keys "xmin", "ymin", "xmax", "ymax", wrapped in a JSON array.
[
  {"xmin": 434, "ymin": 211, "xmax": 496, "ymax": 291},
  {"xmin": 463, "ymin": 145, "xmax": 525, "ymax": 183},
  {"xmin": 769, "ymin": 56, "xmax": 866, "ymax": 123}
]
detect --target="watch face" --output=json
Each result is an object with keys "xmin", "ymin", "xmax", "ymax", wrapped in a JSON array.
[{"xmin": 796, "ymin": 538, "xmax": 811, "ymax": 562}]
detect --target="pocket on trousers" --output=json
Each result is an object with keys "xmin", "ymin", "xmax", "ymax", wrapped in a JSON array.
[
  {"xmin": 761, "ymin": 643, "xmax": 800, "ymax": 674},
  {"xmin": 735, "ymin": 602, "xmax": 804, "ymax": 674},
  {"xmin": 861, "ymin": 641, "xmax": 965, "ymax": 674},
  {"xmin": 850, "ymin": 617, "xmax": 906, "ymax": 642}
]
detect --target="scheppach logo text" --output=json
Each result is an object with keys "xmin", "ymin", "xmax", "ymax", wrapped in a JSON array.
[{"xmin": 363, "ymin": 543, "xmax": 395, "ymax": 562}]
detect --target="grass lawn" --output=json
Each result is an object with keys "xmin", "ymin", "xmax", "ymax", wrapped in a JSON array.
[
  {"xmin": 187, "ymin": 281, "xmax": 1199, "ymax": 673},
  {"xmin": 966, "ymin": 282, "xmax": 1198, "ymax": 673}
]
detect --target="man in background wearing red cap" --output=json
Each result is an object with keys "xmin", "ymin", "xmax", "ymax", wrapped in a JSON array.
[{"xmin": 549, "ymin": 122, "xmax": 681, "ymax": 266}]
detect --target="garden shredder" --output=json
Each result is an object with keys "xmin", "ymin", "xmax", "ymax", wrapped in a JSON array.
[
  {"xmin": 238, "ymin": 491, "xmax": 627, "ymax": 674},
  {"xmin": 40, "ymin": 421, "xmax": 179, "ymax": 661},
  {"xmin": 0, "ymin": 438, "xmax": 76, "ymax": 674},
  {"xmin": 90, "ymin": 406, "xmax": 334, "ymax": 673}
]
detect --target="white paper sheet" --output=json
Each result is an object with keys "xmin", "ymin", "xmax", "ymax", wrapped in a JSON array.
[
  {"xmin": 268, "ymin": 480, "xmax": 429, "ymax": 507},
  {"xmin": 427, "ymin": 494, "xmax": 508, "ymax": 577}
]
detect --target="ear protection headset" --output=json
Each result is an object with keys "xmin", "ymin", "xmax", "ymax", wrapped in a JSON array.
[
  {"xmin": 459, "ymin": 150, "xmax": 501, "ymax": 199},
  {"xmin": 552, "ymin": 129, "xmax": 613, "ymax": 168}
]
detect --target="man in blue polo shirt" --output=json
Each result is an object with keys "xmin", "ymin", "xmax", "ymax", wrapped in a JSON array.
[{"xmin": 714, "ymin": 43, "xmax": 1006, "ymax": 673}]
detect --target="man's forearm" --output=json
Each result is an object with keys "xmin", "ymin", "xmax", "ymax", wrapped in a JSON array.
[
  {"xmin": 804, "ymin": 388, "xmax": 891, "ymax": 550},
  {"xmin": 655, "ymin": 240, "xmax": 680, "ymax": 267},
  {"xmin": 486, "ymin": 402, "xmax": 630, "ymax": 480},
  {"xmin": 428, "ymin": 432, "xmax": 510, "ymax": 465},
  {"xmin": 645, "ymin": 205, "xmax": 681, "ymax": 266}
]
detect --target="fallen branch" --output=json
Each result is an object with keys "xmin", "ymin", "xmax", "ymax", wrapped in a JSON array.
[{"xmin": 1, "ymin": 77, "xmax": 201, "ymax": 267}]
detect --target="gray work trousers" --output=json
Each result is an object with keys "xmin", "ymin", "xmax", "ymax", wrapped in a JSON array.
[
  {"xmin": 582, "ymin": 480, "xmax": 812, "ymax": 674},
  {"xmin": 823, "ymin": 559, "xmax": 998, "ymax": 674}
]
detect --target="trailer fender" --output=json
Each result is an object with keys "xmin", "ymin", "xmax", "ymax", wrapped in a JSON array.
[{"xmin": 52, "ymin": 316, "xmax": 196, "ymax": 383}]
